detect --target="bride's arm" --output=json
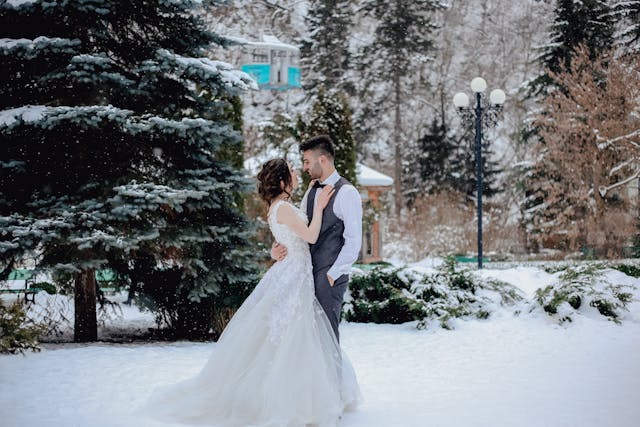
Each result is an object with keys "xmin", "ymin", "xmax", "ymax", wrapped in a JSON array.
[{"xmin": 276, "ymin": 186, "xmax": 334, "ymax": 244}]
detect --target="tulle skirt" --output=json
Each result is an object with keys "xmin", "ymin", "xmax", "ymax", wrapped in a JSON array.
[{"xmin": 141, "ymin": 259, "xmax": 362, "ymax": 426}]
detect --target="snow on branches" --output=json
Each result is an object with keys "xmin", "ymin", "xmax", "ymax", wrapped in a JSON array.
[
  {"xmin": 155, "ymin": 49, "xmax": 258, "ymax": 93},
  {"xmin": 530, "ymin": 45, "xmax": 640, "ymax": 254},
  {"xmin": 0, "ymin": 36, "xmax": 80, "ymax": 59}
]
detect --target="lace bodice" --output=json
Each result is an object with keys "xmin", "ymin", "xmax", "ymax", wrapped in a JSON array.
[
  {"xmin": 263, "ymin": 200, "xmax": 314, "ymax": 344},
  {"xmin": 267, "ymin": 200, "xmax": 312, "ymax": 259}
]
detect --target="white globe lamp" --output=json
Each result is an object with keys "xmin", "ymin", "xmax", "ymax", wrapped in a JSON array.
[
  {"xmin": 453, "ymin": 92, "xmax": 470, "ymax": 108},
  {"xmin": 470, "ymin": 77, "xmax": 487, "ymax": 93},
  {"xmin": 489, "ymin": 89, "xmax": 506, "ymax": 105}
]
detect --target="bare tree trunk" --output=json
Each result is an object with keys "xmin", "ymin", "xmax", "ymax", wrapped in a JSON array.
[
  {"xmin": 74, "ymin": 268, "xmax": 97, "ymax": 342},
  {"xmin": 394, "ymin": 73, "xmax": 403, "ymax": 218},
  {"xmin": 592, "ymin": 153, "xmax": 609, "ymax": 254}
]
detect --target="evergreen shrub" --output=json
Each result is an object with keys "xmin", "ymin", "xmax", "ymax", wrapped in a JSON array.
[
  {"xmin": 413, "ymin": 257, "xmax": 520, "ymax": 329},
  {"xmin": 344, "ymin": 257, "xmax": 524, "ymax": 329},
  {"xmin": 0, "ymin": 300, "xmax": 43, "ymax": 354},
  {"xmin": 345, "ymin": 268, "xmax": 426, "ymax": 324},
  {"xmin": 613, "ymin": 264, "xmax": 640, "ymax": 278},
  {"xmin": 535, "ymin": 264, "xmax": 635, "ymax": 323}
]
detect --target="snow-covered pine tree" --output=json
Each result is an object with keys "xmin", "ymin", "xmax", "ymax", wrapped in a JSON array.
[
  {"xmin": 529, "ymin": 0, "xmax": 614, "ymax": 96},
  {"xmin": 356, "ymin": 0, "xmax": 442, "ymax": 216},
  {"xmin": 403, "ymin": 121, "xmax": 502, "ymax": 204},
  {"xmin": 611, "ymin": 0, "xmax": 640, "ymax": 54},
  {"xmin": 0, "ymin": 0, "xmax": 257, "ymax": 341},
  {"xmin": 402, "ymin": 118, "xmax": 455, "ymax": 206},
  {"xmin": 297, "ymin": 88, "xmax": 357, "ymax": 186},
  {"xmin": 301, "ymin": 0, "xmax": 353, "ymax": 95}
]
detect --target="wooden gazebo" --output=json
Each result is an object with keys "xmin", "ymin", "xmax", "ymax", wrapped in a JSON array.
[{"xmin": 356, "ymin": 163, "xmax": 393, "ymax": 264}]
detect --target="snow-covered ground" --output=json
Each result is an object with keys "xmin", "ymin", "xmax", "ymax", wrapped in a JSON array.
[{"xmin": 1, "ymin": 265, "xmax": 640, "ymax": 427}]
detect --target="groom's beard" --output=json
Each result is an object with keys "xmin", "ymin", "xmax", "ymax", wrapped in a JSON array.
[{"xmin": 309, "ymin": 164, "xmax": 323, "ymax": 180}]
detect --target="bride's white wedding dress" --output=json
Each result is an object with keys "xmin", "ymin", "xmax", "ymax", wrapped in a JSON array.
[{"xmin": 143, "ymin": 200, "xmax": 362, "ymax": 426}]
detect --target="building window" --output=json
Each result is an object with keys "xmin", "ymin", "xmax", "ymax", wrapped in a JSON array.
[{"xmin": 252, "ymin": 49, "xmax": 268, "ymax": 63}]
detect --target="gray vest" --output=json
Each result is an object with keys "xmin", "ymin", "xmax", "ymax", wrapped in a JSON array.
[{"xmin": 306, "ymin": 177, "xmax": 350, "ymax": 274}]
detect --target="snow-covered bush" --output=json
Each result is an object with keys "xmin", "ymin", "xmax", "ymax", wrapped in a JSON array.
[
  {"xmin": 534, "ymin": 264, "xmax": 636, "ymax": 324},
  {"xmin": 0, "ymin": 300, "xmax": 44, "ymax": 354},
  {"xmin": 613, "ymin": 264, "xmax": 640, "ymax": 278},
  {"xmin": 412, "ymin": 258, "xmax": 523, "ymax": 329},
  {"xmin": 344, "ymin": 267, "xmax": 427, "ymax": 324},
  {"xmin": 344, "ymin": 258, "xmax": 524, "ymax": 329}
]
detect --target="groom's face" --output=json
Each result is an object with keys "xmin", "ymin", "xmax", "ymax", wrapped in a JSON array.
[{"xmin": 302, "ymin": 150, "xmax": 323, "ymax": 180}]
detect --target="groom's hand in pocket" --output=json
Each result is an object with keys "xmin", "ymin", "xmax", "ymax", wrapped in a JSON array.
[
  {"xmin": 271, "ymin": 241, "xmax": 288, "ymax": 261},
  {"xmin": 327, "ymin": 274, "xmax": 335, "ymax": 287}
]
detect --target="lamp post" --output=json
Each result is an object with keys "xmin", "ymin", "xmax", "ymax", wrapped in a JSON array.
[{"xmin": 453, "ymin": 77, "xmax": 505, "ymax": 269}]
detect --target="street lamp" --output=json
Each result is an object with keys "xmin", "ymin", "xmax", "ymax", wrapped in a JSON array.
[{"xmin": 453, "ymin": 77, "xmax": 505, "ymax": 269}]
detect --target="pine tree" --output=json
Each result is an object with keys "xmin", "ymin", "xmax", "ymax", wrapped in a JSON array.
[
  {"xmin": 297, "ymin": 89, "xmax": 358, "ymax": 186},
  {"xmin": 611, "ymin": 0, "xmax": 640, "ymax": 54},
  {"xmin": 403, "ymin": 116, "xmax": 502, "ymax": 208},
  {"xmin": 301, "ymin": 0, "xmax": 353, "ymax": 95},
  {"xmin": 357, "ymin": 0, "xmax": 442, "ymax": 216},
  {"xmin": 0, "ymin": 0, "xmax": 257, "ymax": 341},
  {"xmin": 454, "ymin": 128, "xmax": 502, "ymax": 200},
  {"xmin": 529, "ymin": 0, "xmax": 614, "ymax": 96},
  {"xmin": 402, "ymin": 118, "xmax": 455, "ymax": 206}
]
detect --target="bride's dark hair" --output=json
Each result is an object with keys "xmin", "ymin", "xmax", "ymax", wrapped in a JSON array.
[{"xmin": 257, "ymin": 158, "xmax": 292, "ymax": 205}]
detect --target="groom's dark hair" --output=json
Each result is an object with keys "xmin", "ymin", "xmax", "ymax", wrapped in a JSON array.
[{"xmin": 300, "ymin": 135, "xmax": 335, "ymax": 160}]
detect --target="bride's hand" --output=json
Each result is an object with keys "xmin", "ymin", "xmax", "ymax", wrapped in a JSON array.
[{"xmin": 315, "ymin": 185, "xmax": 335, "ymax": 210}]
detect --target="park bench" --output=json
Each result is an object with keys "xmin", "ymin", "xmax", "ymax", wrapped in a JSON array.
[
  {"xmin": 0, "ymin": 269, "xmax": 44, "ymax": 303},
  {"xmin": 95, "ymin": 269, "xmax": 120, "ymax": 294},
  {"xmin": 0, "ymin": 269, "xmax": 120, "ymax": 303}
]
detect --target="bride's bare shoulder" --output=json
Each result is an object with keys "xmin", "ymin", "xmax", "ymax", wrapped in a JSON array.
[{"xmin": 274, "ymin": 201, "xmax": 299, "ymax": 224}]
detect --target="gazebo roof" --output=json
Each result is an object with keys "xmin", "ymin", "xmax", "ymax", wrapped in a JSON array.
[
  {"xmin": 357, "ymin": 163, "xmax": 393, "ymax": 187},
  {"xmin": 244, "ymin": 154, "xmax": 393, "ymax": 187}
]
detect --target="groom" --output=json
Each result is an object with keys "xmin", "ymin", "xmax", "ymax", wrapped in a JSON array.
[{"xmin": 271, "ymin": 135, "xmax": 362, "ymax": 341}]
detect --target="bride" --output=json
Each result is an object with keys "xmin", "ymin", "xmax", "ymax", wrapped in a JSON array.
[{"xmin": 143, "ymin": 158, "xmax": 362, "ymax": 426}]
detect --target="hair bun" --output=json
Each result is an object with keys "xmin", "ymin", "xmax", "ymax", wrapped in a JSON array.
[{"xmin": 257, "ymin": 158, "xmax": 292, "ymax": 205}]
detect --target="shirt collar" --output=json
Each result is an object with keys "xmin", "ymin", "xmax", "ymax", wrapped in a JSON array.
[{"xmin": 321, "ymin": 170, "xmax": 340, "ymax": 186}]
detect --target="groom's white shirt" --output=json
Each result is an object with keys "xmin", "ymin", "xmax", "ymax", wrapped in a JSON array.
[{"xmin": 300, "ymin": 170, "xmax": 363, "ymax": 281}]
